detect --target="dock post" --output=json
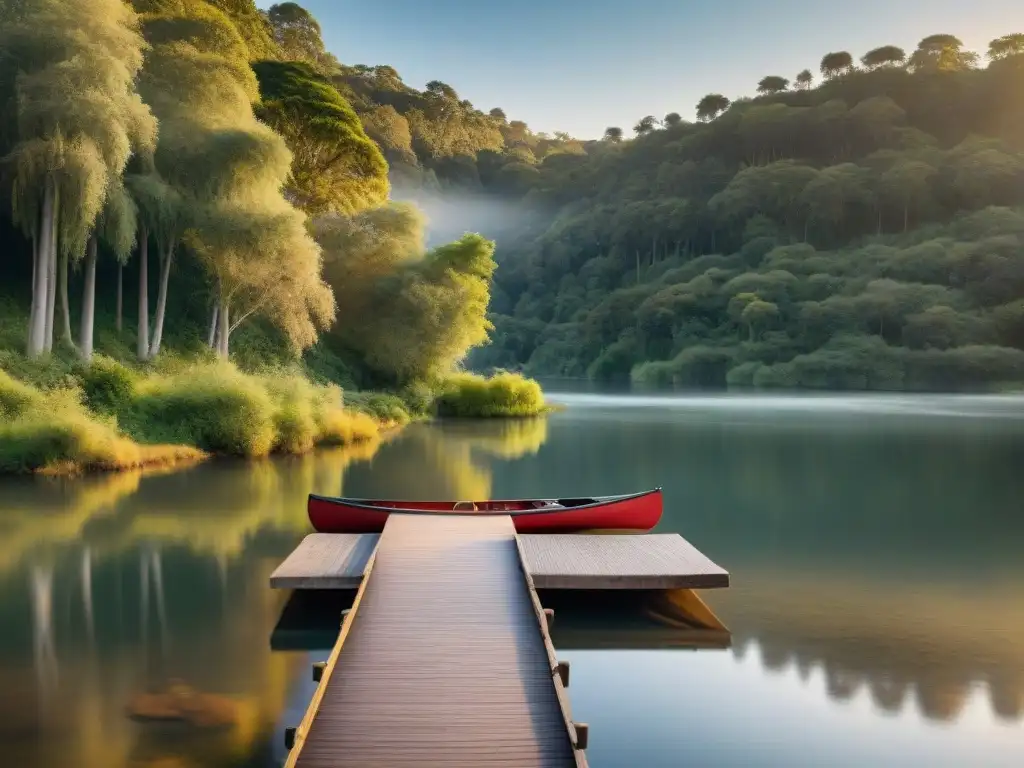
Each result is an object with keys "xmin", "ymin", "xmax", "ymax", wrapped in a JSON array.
[
  {"xmin": 556, "ymin": 660, "xmax": 570, "ymax": 687},
  {"xmin": 284, "ymin": 726, "xmax": 296, "ymax": 750},
  {"xmin": 543, "ymin": 608, "xmax": 555, "ymax": 628},
  {"xmin": 312, "ymin": 661, "xmax": 326, "ymax": 682},
  {"xmin": 574, "ymin": 722, "xmax": 589, "ymax": 750}
]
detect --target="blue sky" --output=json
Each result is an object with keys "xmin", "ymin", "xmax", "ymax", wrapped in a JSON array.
[{"xmin": 257, "ymin": 0, "xmax": 1024, "ymax": 139}]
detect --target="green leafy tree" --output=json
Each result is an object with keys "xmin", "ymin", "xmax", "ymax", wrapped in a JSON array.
[
  {"xmin": 880, "ymin": 160, "xmax": 937, "ymax": 231},
  {"xmin": 254, "ymin": 60, "xmax": 388, "ymax": 216},
  {"xmin": 203, "ymin": 0, "xmax": 278, "ymax": 60},
  {"xmin": 909, "ymin": 34, "xmax": 978, "ymax": 71},
  {"xmin": 603, "ymin": 126, "xmax": 623, "ymax": 142},
  {"xmin": 861, "ymin": 45, "xmax": 906, "ymax": 69},
  {"xmin": 696, "ymin": 93, "xmax": 731, "ymax": 122},
  {"xmin": 741, "ymin": 299, "xmax": 779, "ymax": 340},
  {"xmin": 663, "ymin": 112, "xmax": 683, "ymax": 127},
  {"xmin": 323, "ymin": 216, "xmax": 498, "ymax": 383},
  {"xmin": 757, "ymin": 76, "xmax": 789, "ymax": 94},
  {"xmin": 266, "ymin": 2, "xmax": 336, "ymax": 74},
  {"xmin": 988, "ymin": 34, "xmax": 1024, "ymax": 60},
  {"xmin": 4, "ymin": 0, "xmax": 155, "ymax": 358},
  {"xmin": 633, "ymin": 115, "xmax": 657, "ymax": 135},
  {"xmin": 795, "ymin": 69, "xmax": 814, "ymax": 90},
  {"xmin": 820, "ymin": 51, "xmax": 854, "ymax": 79}
]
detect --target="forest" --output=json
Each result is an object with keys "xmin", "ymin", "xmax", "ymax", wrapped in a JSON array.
[
  {"xmin": 462, "ymin": 34, "xmax": 1024, "ymax": 390},
  {"xmin": 227, "ymin": 17, "xmax": 1024, "ymax": 392},
  {"xmin": 4, "ymin": 3, "xmax": 1024, "ymax": 472},
  {"xmin": 0, "ymin": 0, "xmax": 542, "ymax": 473}
]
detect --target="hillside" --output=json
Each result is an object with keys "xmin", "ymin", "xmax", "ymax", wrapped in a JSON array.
[{"xmin": 467, "ymin": 36, "xmax": 1024, "ymax": 390}]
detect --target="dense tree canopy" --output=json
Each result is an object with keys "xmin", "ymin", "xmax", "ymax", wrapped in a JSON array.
[
  {"xmin": 319, "ymin": 205, "xmax": 497, "ymax": 384},
  {"xmin": 4, "ymin": 3, "xmax": 1024, "ymax": 397},
  {"xmin": 466, "ymin": 32, "xmax": 1024, "ymax": 391},
  {"xmin": 254, "ymin": 60, "xmax": 388, "ymax": 216},
  {"xmin": 0, "ymin": 0, "xmax": 510, "ymax": 395}
]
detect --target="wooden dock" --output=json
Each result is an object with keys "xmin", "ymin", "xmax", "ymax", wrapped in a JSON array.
[
  {"xmin": 284, "ymin": 514, "xmax": 587, "ymax": 767},
  {"xmin": 271, "ymin": 532, "xmax": 729, "ymax": 591}
]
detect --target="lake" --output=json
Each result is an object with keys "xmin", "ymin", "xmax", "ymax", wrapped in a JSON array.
[{"xmin": 1, "ymin": 391, "xmax": 1022, "ymax": 767}]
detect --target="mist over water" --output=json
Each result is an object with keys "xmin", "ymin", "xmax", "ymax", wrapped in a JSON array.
[
  {"xmin": 391, "ymin": 184, "xmax": 542, "ymax": 249},
  {"xmin": 543, "ymin": 390, "xmax": 1024, "ymax": 421}
]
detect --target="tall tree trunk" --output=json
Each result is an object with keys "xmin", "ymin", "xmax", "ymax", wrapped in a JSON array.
[
  {"xmin": 207, "ymin": 303, "xmax": 219, "ymax": 349},
  {"xmin": 27, "ymin": 177, "xmax": 55, "ymax": 357},
  {"xmin": 28, "ymin": 231, "xmax": 40, "ymax": 355},
  {"xmin": 217, "ymin": 301, "xmax": 230, "ymax": 358},
  {"xmin": 43, "ymin": 223, "xmax": 56, "ymax": 353},
  {"xmin": 59, "ymin": 249, "xmax": 75, "ymax": 349},
  {"xmin": 148, "ymin": 243, "xmax": 174, "ymax": 358},
  {"xmin": 137, "ymin": 228, "xmax": 149, "ymax": 361},
  {"xmin": 79, "ymin": 236, "xmax": 97, "ymax": 361},
  {"xmin": 116, "ymin": 262, "xmax": 123, "ymax": 333}
]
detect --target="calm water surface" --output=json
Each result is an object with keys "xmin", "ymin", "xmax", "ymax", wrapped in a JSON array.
[{"xmin": 1, "ymin": 391, "xmax": 1023, "ymax": 767}]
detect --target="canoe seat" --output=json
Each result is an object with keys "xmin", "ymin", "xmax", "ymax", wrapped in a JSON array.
[{"xmin": 453, "ymin": 501, "xmax": 477, "ymax": 511}]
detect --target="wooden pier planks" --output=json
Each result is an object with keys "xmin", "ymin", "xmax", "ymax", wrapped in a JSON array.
[
  {"xmin": 270, "ymin": 534, "xmax": 378, "ymax": 589},
  {"xmin": 519, "ymin": 533, "xmax": 730, "ymax": 590},
  {"xmin": 271, "ymin": 531, "xmax": 729, "ymax": 592},
  {"xmin": 287, "ymin": 514, "xmax": 584, "ymax": 768}
]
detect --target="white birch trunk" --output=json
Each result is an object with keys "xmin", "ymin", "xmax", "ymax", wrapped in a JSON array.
[
  {"xmin": 218, "ymin": 301, "xmax": 230, "ymax": 358},
  {"xmin": 207, "ymin": 303, "xmax": 219, "ymax": 348},
  {"xmin": 148, "ymin": 243, "xmax": 173, "ymax": 358},
  {"xmin": 27, "ymin": 178, "xmax": 55, "ymax": 357},
  {"xmin": 43, "ymin": 218, "xmax": 56, "ymax": 353},
  {"xmin": 137, "ymin": 228, "xmax": 149, "ymax": 361},
  {"xmin": 59, "ymin": 249, "xmax": 75, "ymax": 349},
  {"xmin": 79, "ymin": 236, "xmax": 97, "ymax": 361}
]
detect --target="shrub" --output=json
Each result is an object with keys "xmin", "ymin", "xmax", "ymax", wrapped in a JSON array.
[
  {"xmin": 0, "ymin": 367, "xmax": 41, "ymax": 419},
  {"xmin": 261, "ymin": 371, "xmax": 383, "ymax": 450},
  {"xmin": 78, "ymin": 355, "xmax": 137, "ymax": 414},
  {"xmin": 0, "ymin": 369, "xmax": 201, "ymax": 474},
  {"xmin": 345, "ymin": 391, "xmax": 411, "ymax": 425},
  {"xmin": 435, "ymin": 371, "xmax": 546, "ymax": 417},
  {"xmin": 315, "ymin": 406, "xmax": 379, "ymax": 445},
  {"xmin": 129, "ymin": 363, "xmax": 277, "ymax": 457},
  {"xmin": 263, "ymin": 374, "xmax": 320, "ymax": 454},
  {"xmin": 396, "ymin": 379, "xmax": 436, "ymax": 417}
]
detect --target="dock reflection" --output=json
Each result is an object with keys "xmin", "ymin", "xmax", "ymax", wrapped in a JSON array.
[{"xmin": 269, "ymin": 587, "xmax": 733, "ymax": 653}]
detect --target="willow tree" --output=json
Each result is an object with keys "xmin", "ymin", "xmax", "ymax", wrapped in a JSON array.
[
  {"xmin": 317, "ymin": 202, "xmax": 426, "ymax": 330},
  {"xmin": 321, "ymin": 217, "xmax": 498, "ymax": 383},
  {"xmin": 134, "ymin": 2, "xmax": 333, "ymax": 357},
  {"xmin": 132, "ymin": 0, "xmax": 260, "ymax": 359},
  {"xmin": 81, "ymin": 179, "xmax": 138, "ymax": 360},
  {"xmin": 3, "ymin": 0, "xmax": 154, "ymax": 358},
  {"xmin": 194, "ymin": 197, "xmax": 334, "ymax": 358}
]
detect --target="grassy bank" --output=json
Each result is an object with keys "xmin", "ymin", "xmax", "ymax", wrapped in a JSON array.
[
  {"xmin": 435, "ymin": 372, "xmax": 548, "ymax": 417},
  {"xmin": 0, "ymin": 355, "xmax": 384, "ymax": 475}
]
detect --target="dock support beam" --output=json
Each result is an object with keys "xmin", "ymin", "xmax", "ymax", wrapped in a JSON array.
[
  {"xmin": 543, "ymin": 608, "xmax": 555, "ymax": 629},
  {"xmin": 312, "ymin": 661, "xmax": 326, "ymax": 682},
  {"xmin": 284, "ymin": 727, "xmax": 296, "ymax": 750},
  {"xmin": 574, "ymin": 722, "xmax": 589, "ymax": 750},
  {"xmin": 556, "ymin": 660, "xmax": 570, "ymax": 687}
]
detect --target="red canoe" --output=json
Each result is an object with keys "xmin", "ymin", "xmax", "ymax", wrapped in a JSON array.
[{"xmin": 307, "ymin": 489, "xmax": 663, "ymax": 534}]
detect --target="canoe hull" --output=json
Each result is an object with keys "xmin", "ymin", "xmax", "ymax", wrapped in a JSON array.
[{"xmin": 308, "ymin": 489, "xmax": 663, "ymax": 534}]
